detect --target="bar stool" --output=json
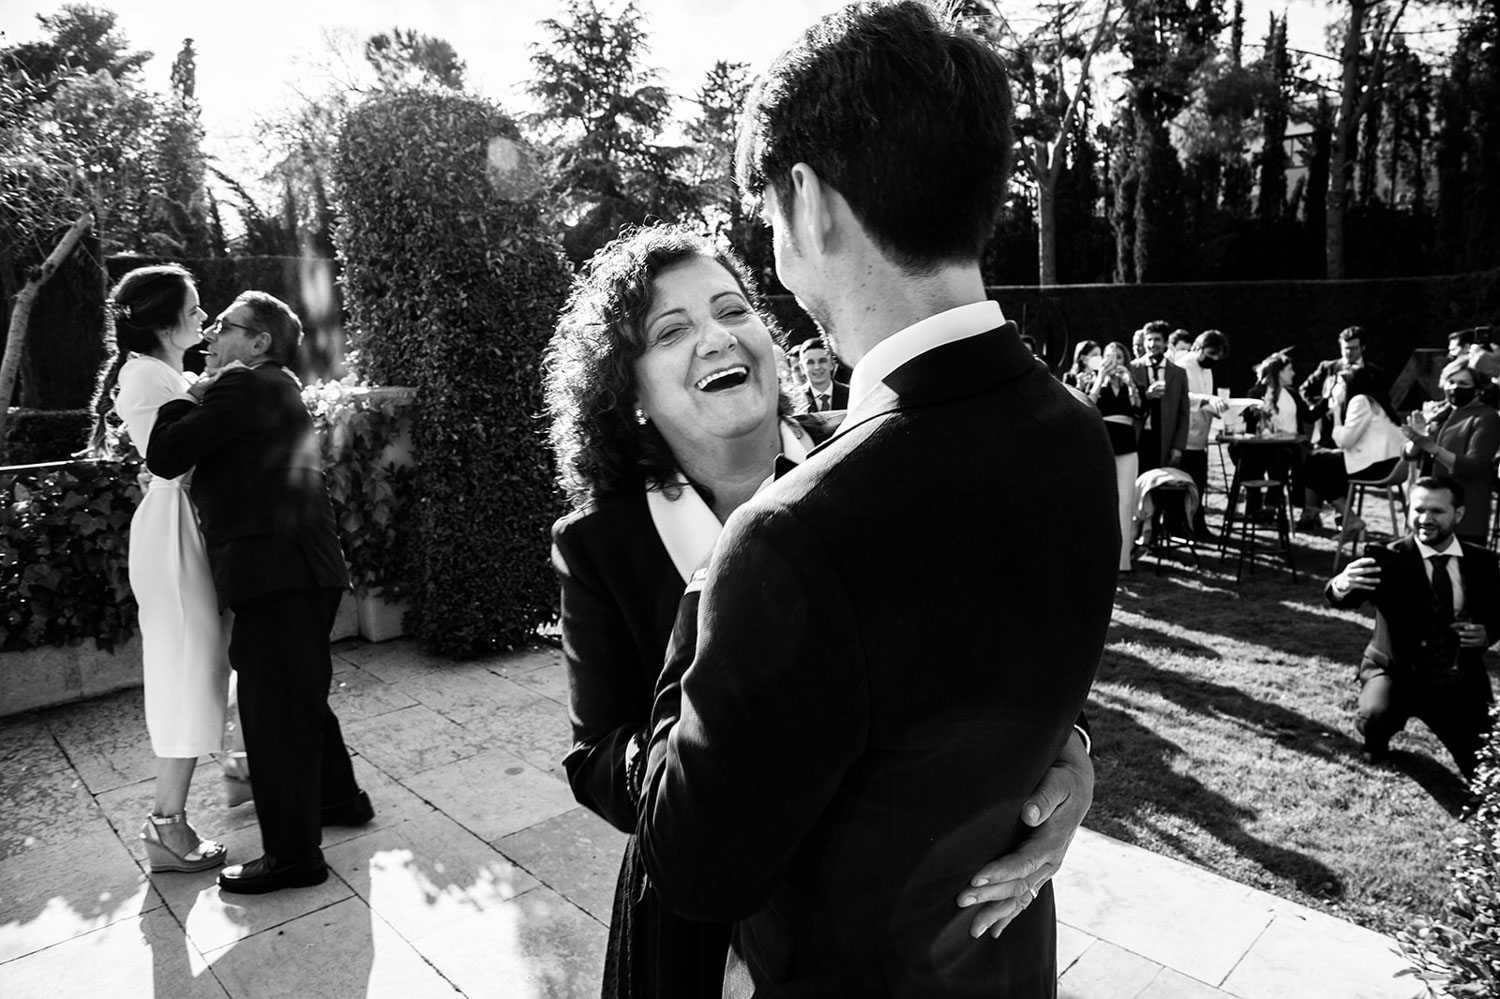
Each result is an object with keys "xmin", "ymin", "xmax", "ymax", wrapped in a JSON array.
[
  {"xmin": 1332, "ymin": 459, "xmax": 1410, "ymax": 571},
  {"xmin": 1221, "ymin": 478, "xmax": 1298, "ymax": 582}
]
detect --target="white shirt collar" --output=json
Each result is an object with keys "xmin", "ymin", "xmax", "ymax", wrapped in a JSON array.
[
  {"xmin": 645, "ymin": 421, "xmax": 809, "ymax": 583},
  {"xmin": 1415, "ymin": 536, "xmax": 1463, "ymax": 560},
  {"xmin": 847, "ymin": 301, "xmax": 1003, "ymax": 412}
]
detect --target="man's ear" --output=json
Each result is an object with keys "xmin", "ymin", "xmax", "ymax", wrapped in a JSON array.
[{"xmin": 788, "ymin": 162, "xmax": 834, "ymax": 258}]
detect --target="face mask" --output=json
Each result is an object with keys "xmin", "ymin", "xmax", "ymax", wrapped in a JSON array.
[
  {"xmin": 1446, "ymin": 386, "xmax": 1477, "ymax": 408},
  {"xmin": 1197, "ymin": 354, "xmax": 1217, "ymax": 370}
]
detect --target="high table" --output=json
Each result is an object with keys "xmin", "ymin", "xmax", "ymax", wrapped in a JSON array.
[{"xmin": 1218, "ymin": 432, "xmax": 1307, "ymax": 579}]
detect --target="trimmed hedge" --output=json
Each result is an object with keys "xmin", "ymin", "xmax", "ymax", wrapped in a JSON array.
[
  {"xmin": 334, "ymin": 89, "xmax": 572, "ymax": 658},
  {"xmin": 1, "ymin": 408, "xmax": 92, "ymax": 464},
  {"xmin": 1, "ymin": 459, "xmax": 140, "ymax": 652}
]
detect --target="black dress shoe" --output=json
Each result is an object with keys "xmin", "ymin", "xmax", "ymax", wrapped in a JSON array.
[
  {"xmin": 322, "ymin": 790, "xmax": 375, "ymax": 827},
  {"xmin": 218, "ymin": 854, "xmax": 328, "ymax": 895}
]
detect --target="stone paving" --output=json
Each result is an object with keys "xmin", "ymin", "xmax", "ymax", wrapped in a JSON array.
[{"xmin": 1, "ymin": 638, "xmax": 1430, "ymax": 998}]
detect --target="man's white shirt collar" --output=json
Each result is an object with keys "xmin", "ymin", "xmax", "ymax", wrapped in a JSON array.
[
  {"xmin": 847, "ymin": 300, "xmax": 1003, "ymax": 412},
  {"xmin": 1415, "ymin": 536, "xmax": 1463, "ymax": 560}
]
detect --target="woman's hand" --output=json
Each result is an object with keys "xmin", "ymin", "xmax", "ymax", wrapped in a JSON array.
[
  {"xmin": 956, "ymin": 731, "xmax": 1094, "ymax": 939},
  {"xmin": 187, "ymin": 360, "xmax": 249, "ymax": 401}
]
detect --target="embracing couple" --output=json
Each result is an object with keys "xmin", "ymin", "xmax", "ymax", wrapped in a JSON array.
[
  {"xmin": 544, "ymin": 2, "xmax": 1117, "ymax": 996},
  {"xmin": 95, "ymin": 272, "xmax": 372, "ymax": 896}
]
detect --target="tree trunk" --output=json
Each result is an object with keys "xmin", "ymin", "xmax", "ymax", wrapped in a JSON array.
[
  {"xmin": 1037, "ymin": 162, "xmax": 1059, "ymax": 287},
  {"xmin": 1326, "ymin": 0, "xmax": 1366, "ymax": 280},
  {"xmin": 0, "ymin": 211, "xmax": 93, "ymax": 444}
]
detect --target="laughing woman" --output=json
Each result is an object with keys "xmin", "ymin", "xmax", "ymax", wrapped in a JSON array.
[{"xmin": 543, "ymin": 223, "xmax": 1094, "ymax": 998}]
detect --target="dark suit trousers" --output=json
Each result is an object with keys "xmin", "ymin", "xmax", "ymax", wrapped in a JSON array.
[
  {"xmin": 1357, "ymin": 666, "xmax": 1494, "ymax": 779},
  {"xmin": 229, "ymin": 587, "xmax": 358, "ymax": 863},
  {"xmin": 1180, "ymin": 449, "xmax": 1210, "ymax": 533}
]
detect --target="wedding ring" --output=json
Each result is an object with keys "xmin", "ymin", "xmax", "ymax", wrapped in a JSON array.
[{"xmin": 1028, "ymin": 881, "xmax": 1041, "ymax": 901}]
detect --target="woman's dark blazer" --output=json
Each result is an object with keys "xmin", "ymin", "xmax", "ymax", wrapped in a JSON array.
[{"xmin": 552, "ymin": 491, "xmax": 684, "ymax": 833}]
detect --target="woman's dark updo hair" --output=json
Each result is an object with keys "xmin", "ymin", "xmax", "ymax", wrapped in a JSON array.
[
  {"xmin": 87, "ymin": 264, "xmax": 195, "ymax": 455},
  {"xmin": 543, "ymin": 222, "xmax": 783, "ymax": 508}
]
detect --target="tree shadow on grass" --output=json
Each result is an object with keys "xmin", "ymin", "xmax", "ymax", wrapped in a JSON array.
[
  {"xmin": 1085, "ymin": 694, "xmax": 1347, "ymax": 900},
  {"xmin": 1100, "ymin": 645, "xmax": 1359, "ymax": 768},
  {"xmin": 1108, "ymin": 621, "xmax": 1221, "ymax": 660},
  {"xmin": 1116, "ymin": 567, "xmax": 1377, "ymax": 666}
]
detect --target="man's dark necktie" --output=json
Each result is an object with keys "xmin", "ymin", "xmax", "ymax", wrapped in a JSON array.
[
  {"xmin": 1430, "ymin": 554, "xmax": 1455, "ymax": 623},
  {"xmin": 818, "ymin": 392, "xmax": 830, "ymax": 412}
]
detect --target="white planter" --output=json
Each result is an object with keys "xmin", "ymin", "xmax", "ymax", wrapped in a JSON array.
[
  {"xmin": 0, "ymin": 634, "xmax": 143, "ymax": 717},
  {"xmin": 357, "ymin": 592, "xmax": 409, "ymax": 643}
]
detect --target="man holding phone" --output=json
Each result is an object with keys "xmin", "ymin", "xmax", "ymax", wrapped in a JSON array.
[{"xmin": 1326, "ymin": 476, "xmax": 1499, "ymax": 779}]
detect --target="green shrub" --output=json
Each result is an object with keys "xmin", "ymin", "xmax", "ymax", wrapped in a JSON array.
[
  {"xmin": 1400, "ymin": 705, "xmax": 1500, "ymax": 996},
  {"xmin": 0, "ymin": 459, "xmax": 140, "ymax": 652},
  {"xmin": 334, "ymin": 90, "xmax": 571, "ymax": 658},
  {"xmin": 1, "ymin": 408, "xmax": 93, "ymax": 464}
]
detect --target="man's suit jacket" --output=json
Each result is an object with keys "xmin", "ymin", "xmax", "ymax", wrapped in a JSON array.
[
  {"xmin": 1131, "ymin": 355, "xmax": 1189, "ymax": 466},
  {"xmin": 801, "ymin": 380, "xmax": 849, "ymax": 413},
  {"xmin": 1326, "ymin": 536, "xmax": 1500, "ymax": 679},
  {"xmin": 637, "ymin": 324, "xmax": 1118, "ymax": 996},
  {"xmin": 148, "ymin": 363, "xmax": 348, "ymax": 609}
]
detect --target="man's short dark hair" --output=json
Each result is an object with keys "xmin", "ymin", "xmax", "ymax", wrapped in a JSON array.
[
  {"xmin": 1168, "ymin": 330, "xmax": 1194, "ymax": 350},
  {"xmin": 736, "ymin": 0, "xmax": 1013, "ymax": 272},
  {"xmin": 1194, "ymin": 329, "xmax": 1229, "ymax": 354},
  {"xmin": 799, "ymin": 337, "xmax": 830, "ymax": 358},
  {"xmin": 1339, "ymin": 325, "xmax": 1367, "ymax": 346},
  {"xmin": 1141, "ymin": 320, "xmax": 1174, "ymax": 338},
  {"xmin": 1412, "ymin": 475, "xmax": 1465, "ymax": 510},
  {"xmin": 233, "ymin": 291, "xmax": 303, "ymax": 367}
]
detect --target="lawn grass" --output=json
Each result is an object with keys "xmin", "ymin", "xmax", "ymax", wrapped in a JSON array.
[{"xmin": 1091, "ymin": 452, "xmax": 1496, "ymax": 938}]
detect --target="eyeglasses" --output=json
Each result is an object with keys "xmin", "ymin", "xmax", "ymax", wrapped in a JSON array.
[{"xmin": 204, "ymin": 319, "xmax": 268, "ymax": 341}]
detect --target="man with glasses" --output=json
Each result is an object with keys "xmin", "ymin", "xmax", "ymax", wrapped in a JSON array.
[
  {"xmin": 1179, "ymin": 329, "xmax": 1230, "ymax": 537},
  {"xmin": 148, "ymin": 291, "xmax": 371, "ymax": 895}
]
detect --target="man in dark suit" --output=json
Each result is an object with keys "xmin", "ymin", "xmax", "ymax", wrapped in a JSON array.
[
  {"xmin": 630, "ymin": 4, "xmax": 1116, "ymax": 994},
  {"xmin": 149, "ymin": 292, "xmax": 372, "ymax": 894},
  {"xmin": 1301, "ymin": 325, "xmax": 1388, "ymax": 448},
  {"xmin": 796, "ymin": 337, "xmax": 849, "ymax": 412},
  {"xmin": 1326, "ymin": 476, "xmax": 1499, "ymax": 779},
  {"xmin": 1130, "ymin": 320, "xmax": 1190, "ymax": 471}
]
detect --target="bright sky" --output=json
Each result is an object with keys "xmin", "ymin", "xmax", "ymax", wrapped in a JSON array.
[{"xmin": 4, "ymin": 0, "xmax": 1451, "ymax": 185}]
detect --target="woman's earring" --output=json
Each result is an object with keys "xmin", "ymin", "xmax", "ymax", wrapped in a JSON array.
[{"xmin": 635, "ymin": 407, "xmax": 648, "ymax": 426}]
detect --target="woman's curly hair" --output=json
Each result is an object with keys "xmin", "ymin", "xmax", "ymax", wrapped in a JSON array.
[{"xmin": 543, "ymin": 222, "xmax": 783, "ymax": 509}]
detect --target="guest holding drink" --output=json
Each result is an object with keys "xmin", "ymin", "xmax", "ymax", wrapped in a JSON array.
[
  {"xmin": 1062, "ymin": 340, "xmax": 1101, "ymax": 391},
  {"xmin": 1401, "ymin": 358, "xmax": 1500, "ymax": 542},
  {"xmin": 1085, "ymin": 341, "xmax": 1144, "ymax": 571},
  {"xmin": 87, "ymin": 265, "xmax": 230, "ymax": 873}
]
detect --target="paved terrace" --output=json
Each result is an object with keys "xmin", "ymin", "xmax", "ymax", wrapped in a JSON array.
[{"xmin": 2, "ymin": 638, "xmax": 1428, "ymax": 998}]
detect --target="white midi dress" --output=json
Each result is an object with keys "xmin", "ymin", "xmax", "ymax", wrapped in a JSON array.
[{"xmin": 116, "ymin": 355, "xmax": 231, "ymax": 759}]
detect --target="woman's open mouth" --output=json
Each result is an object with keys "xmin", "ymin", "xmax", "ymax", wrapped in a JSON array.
[{"xmin": 695, "ymin": 366, "xmax": 749, "ymax": 392}]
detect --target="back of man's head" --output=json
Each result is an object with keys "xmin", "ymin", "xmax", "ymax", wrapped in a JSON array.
[
  {"xmin": 1168, "ymin": 330, "xmax": 1194, "ymax": 352},
  {"xmin": 1194, "ymin": 329, "xmax": 1229, "ymax": 354},
  {"xmin": 234, "ymin": 291, "xmax": 303, "ymax": 367},
  {"xmin": 736, "ymin": 0, "xmax": 1013, "ymax": 272}
]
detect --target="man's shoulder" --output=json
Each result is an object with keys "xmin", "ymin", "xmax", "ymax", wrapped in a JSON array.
[{"xmin": 1458, "ymin": 539, "xmax": 1499, "ymax": 566}]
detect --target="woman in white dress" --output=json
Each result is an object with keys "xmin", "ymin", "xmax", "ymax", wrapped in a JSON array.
[{"xmin": 87, "ymin": 265, "xmax": 230, "ymax": 873}]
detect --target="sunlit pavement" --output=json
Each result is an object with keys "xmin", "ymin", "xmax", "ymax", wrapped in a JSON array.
[{"xmin": 1, "ymin": 639, "xmax": 1426, "ymax": 998}]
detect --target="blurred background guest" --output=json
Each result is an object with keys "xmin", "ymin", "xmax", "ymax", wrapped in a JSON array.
[{"xmin": 1401, "ymin": 357, "xmax": 1500, "ymax": 542}]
